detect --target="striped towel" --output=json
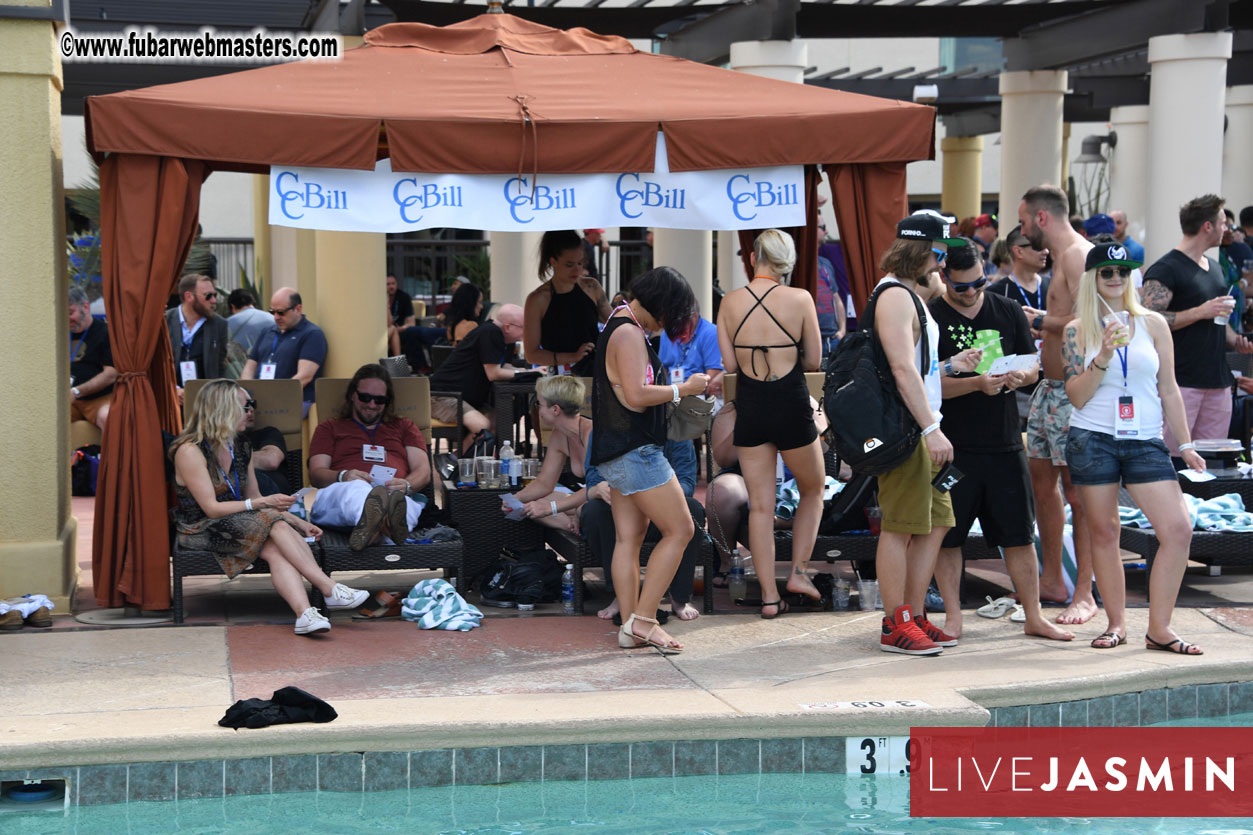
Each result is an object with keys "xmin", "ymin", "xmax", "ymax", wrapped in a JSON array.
[
  {"xmin": 400, "ymin": 579, "xmax": 483, "ymax": 631},
  {"xmin": 1120, "ymin": 493, "xmax": 1253, "ymax": 532}
]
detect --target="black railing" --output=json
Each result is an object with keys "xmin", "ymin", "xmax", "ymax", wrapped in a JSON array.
[{"xmin": 388, "ymin": 239, "xmax": 490, "ymax": 309}]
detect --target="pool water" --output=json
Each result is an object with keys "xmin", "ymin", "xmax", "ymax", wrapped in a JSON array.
[
  {"xmin": 7, "ymin": 772, "xmax": 1253, "ymax": 834},
  {"xmin": 1151, "ymin": 710, "xmax": 1253, "ymax": 727}
]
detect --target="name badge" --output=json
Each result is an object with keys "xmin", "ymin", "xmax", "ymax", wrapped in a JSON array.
[
  {"xmin": 179, "ymin": 361, "xmax": 198, "ymax": 383},
  {"xmin": 363, "ymin": 443, "xmax": 386, "ymax": 462},
  {"xmin": 1115, "ymin": 395, "xmax": 1140, "ymax": 438},
  {"xmin": 259, "ymin": 362, "xmax": 277, "ymax": 380},
  {"xmin": 670, "ymin": 365, "xmax": 686, "ymax": 384},
  {"xmin": 557, "ymin": 364, "xmax": 571, "ymax": 376}
]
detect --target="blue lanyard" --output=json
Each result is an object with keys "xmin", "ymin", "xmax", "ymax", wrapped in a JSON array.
[
  {"xmin": 353, "ymin": 419, "xmax": 381, "ymax": 443},
  {"xmin": 268, "ymin": 332, "xmax": 280, "ymax": 362},
  {"xmin": 212, "ymin": 443, "xmax": 241, "ymax": 500},
  {"xmin": 1116, "ymin": 345, "xmax": 1129, "ymax": 388},
  {"xmin": 70, "ymin": 329, "xmax": 88, "ymax": 361}
]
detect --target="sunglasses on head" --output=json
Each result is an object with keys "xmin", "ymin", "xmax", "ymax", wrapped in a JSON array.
[
  {"xmin": 243, "ymin": 399, "xmax": 257, "ymax": 411},
  {"xmin": 269, "ymin": 306, "xmax": 293, "ymax": 316},
  {"xmin": 355, "ymin": 392, "xmax": 388, "ymax": 405},
  {"xmin": 1098, "ymin": 267, "xmax": 1132, "ymax": 279},
  {"xmin": 947, "ymin": 275, "xmax": 988, "ymax": 293},
  {"xmin": 931, "ymin": 248, "xmax": 947, "ymax": 264}
]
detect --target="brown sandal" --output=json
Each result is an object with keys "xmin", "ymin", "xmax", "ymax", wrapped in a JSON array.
[{"xmin": 355, "ymin": 591, "xmax": 403, "ymax": 619}]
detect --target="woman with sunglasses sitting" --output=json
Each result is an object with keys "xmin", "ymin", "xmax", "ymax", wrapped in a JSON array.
[
  {"xmin": 1062, "ymin": 242, "xmax": 1206, "ymax": 655},
  {"xmin": 171, "ymin": 380, "xmax": 368, "ymax": 636}
]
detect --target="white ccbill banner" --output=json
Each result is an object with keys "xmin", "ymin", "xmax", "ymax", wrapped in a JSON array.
[{"xmin": 268, "ymin": 158, "xmax": 804, "ymax": 233}]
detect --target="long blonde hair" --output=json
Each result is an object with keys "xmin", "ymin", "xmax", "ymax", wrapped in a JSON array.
[
  {"xmin": 170, "ymin": 380, "xmax": 244, "ymax": 477},
  {"xmin": 1075, "ymin": 266, "xmax": 1149, "ymax": 354}
]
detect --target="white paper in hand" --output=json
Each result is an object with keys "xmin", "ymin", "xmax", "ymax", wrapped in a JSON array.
[
  {"xmin": 369, "ymin": 465, "xmax": 397, "ymax": 487},
  {"xmin": 502, "ymin": 494, "xmax": 527, "ymax": 521},
  {"xmin": 986, "ymin": 354, "xmax": 1038, "ymax": 375},
  {"xmin": 1179, "ymin": 468, "xmax": 1216, "ymax": 483}
]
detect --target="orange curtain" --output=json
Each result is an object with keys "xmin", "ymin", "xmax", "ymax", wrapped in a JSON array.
[
  {"xmin": 825, "ymin": 162, "xmax": 909, "ymax": 319},
  {"xmin": 93, "ymin": 154, "xmax": 206, "ymax": 610},
  {"xmin": 735, "ymin": 165, "xmax": 820, "ymax": 294}
]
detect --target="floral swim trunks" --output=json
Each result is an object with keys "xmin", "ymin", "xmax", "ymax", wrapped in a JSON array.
[{"xmin": 1026, "ymin": 378, "xmax": 1073, "ymax": 467}]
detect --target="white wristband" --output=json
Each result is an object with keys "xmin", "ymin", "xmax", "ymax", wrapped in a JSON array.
[
  {"xmin": 921, "ymin": 422, "xmax": 941, "ymax": 437},
  {"xmin": 671, "ymin": 383, "xmax": 681, "ymax": 404},
  {"xmin": 244, "ymin": 498, "xmax": 253, "ymax": 511},
  {"xmin": 337, "ymin": 469, "xmax": 346, "ymax": 483},
  {"xmin": 550, "ymin": 500, "xmax": 559, "ymax": 517},
  {"xmin": 1178, "ymin": 442, "xmax": 1196, "ymax": 452}
]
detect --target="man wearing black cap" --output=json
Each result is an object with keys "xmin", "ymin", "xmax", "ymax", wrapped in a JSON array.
[
  {"xmin": 928, "ymin": 239, "xmax": 1073, "ymax": 644},
  {"xmin": 1018, "ymin": 185, "xmax": 1098, "ymax": 625},
  {"xmin": 873, "ymin": 210, "xmax": 967, "ymax": 656}
]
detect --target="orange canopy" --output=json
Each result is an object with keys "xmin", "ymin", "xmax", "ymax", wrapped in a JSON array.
[{"xmin": 83, "ymin": 14, "xmax": 935, "ymax": 611}]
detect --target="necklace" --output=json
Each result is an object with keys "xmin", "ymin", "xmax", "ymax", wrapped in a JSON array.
[{"xmin": 752, "ymin": 274, "xmax": 781, "ymax": 283}]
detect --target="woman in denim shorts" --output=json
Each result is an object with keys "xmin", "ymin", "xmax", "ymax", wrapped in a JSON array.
[
  {"xmin": 590, "ymin": 267, "xmax": 709, "ymax": 654},
  {"xmin": 1063, "ymin": 242, "xmax": 1207, "ymax": 655}
]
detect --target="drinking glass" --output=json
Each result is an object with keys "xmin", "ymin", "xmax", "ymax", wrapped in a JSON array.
[{"xmin": 457, "ymin": 458, "xmax": 477, "ymax": 487}]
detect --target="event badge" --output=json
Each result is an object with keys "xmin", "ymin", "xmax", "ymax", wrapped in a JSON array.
[
  {"xmin": 1115, "ymin": 395, "xmax": 1139, "ymax": 438},
  {"xmin": 557, "ymin": 364, "xmax": 570, "ymax": 376},
  {"xmin": 259, "ymin": 362, "xmax": 277, "ymax": 380},
  {"xmin": 670, "ymin": 366, "xmax": 686, "ymax": 384},
  {"xmin": 362, "ymin": 444, "xmax": 386, "ymax": 463},
  {"xmin": 179, "ymin": 361, "xmax": 198, "ymax": 383}
]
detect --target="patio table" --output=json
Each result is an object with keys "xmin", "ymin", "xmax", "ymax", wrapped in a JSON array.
[{"xmin": 441, "ymin": 483, "xmax": 545, "ymax": 586}]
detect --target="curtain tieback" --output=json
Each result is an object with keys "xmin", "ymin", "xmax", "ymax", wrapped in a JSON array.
[{"xmin": 118, "ymin": 371, "xmax": 149, "ymax": 380}]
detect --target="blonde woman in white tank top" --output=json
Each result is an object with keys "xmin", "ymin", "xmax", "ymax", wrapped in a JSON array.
[{"xmin": 1062, "ymin": 243, "xmax": 1207, "ymax": 655}]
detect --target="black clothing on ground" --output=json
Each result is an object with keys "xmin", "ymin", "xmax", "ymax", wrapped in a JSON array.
[
  {"xmin": 929, "ymin": 292, "xmax": 1035, "ymax": 452},
  {"xmin": 1143, "ymin": 250, "xmax": 1232, "ymax": 389},
  {"xmin": 430, "ymin": 320, "xmax": 509, "ymax": 410},
  {"xmin": 219, "ymin": 686, "xmax": 337, "ymax": 729},
  {"xmin": 590, "ymin": 316, "xmax": 667, "ymax": 466},
  {"xmin": 70, "ymin": 318, "xmax": 114, "ymax": 398}
]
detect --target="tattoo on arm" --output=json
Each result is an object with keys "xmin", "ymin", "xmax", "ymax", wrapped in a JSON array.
[
  {"xmin": 1062, "ymin": 324, "xmax": 1084, "ymax": 383},
  {"xmin": 1141, "ymin": 280, "xmax": 1175, "ymax": 325}
]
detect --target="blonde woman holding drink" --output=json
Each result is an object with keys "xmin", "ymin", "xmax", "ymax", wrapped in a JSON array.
[{"xmin": 1062, "ymin": 242, "xmax": 1206, "ymax": 654}]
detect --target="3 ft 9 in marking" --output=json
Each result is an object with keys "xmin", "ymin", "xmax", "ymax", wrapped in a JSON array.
[{"xmin": 845, "ymin": 736, "xmax": 916, "ymax": 776}]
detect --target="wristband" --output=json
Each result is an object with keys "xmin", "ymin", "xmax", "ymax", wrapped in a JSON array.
[
  {"xmin": 671, "ymin": 383, "xmax": 681, "ymax": 404},
  {"xmin": 1032, "ymin": 314, "xmax": 1044, "ymax": 330},
  {"xmin": 337, "ymin": 469, "xmax": 346, "ymax": 483},
  {"xmin": 942, "ymin": 360, "xmax": 953, "ymax": 377},
  {"xmin": 71, "ymin": 387, "xmax": 81, "ymax": 399},
  {"xmin": 922, "ymin": 422, "xmax": 941, "ymax": 437},
  {"xmin": 245, "ymin": 498, "xmax": 253, "ymax": 511},
  {"xmin": 1091, "ymin": 360, "xmax": 1108, "ymax": 371},
  {"xmin": 550, "ymin": 500, "xmax": 559, "ymax": 517},
  {"xmin": 1179, "ymin": 442, "xmax": 1196, "ymax": 452}
]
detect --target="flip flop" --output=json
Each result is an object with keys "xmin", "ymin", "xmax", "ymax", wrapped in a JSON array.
[
  {"xmin": 355, "ymin": 591, "xmax": 403, "ymax": 620},
  {"xmin": 710, "ymin": 571, "xmax": 729, "ymax": 589},
  {"xmin": 1009, "ymin": 604, "xmax": 1026, "ymax": 623},
  {"xmin": 976, "ymin": 596, "xmax": 1016, "ymax": 619},
  {"xmin": 1090, "ymin": 631, "xmax": 1126, "ymax": 649},
  {"xmin": 1145, "ymin": 635, "xmax": 1203, "ymax": 655}
]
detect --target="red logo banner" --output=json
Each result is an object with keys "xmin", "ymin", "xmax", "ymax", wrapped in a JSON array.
[{"xmin": 910, "ymin": 727, "xmax": 1253, "ymax": 818}]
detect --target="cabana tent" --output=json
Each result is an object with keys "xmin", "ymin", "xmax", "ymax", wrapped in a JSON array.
[{"xmin": 84, "ymin": 14, "xmax": 935, "ymax": 610}]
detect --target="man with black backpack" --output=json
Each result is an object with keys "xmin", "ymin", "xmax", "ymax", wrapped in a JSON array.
[{"xmin": 870, "ymin": 211, "xmax": 980, "ymax": 656}]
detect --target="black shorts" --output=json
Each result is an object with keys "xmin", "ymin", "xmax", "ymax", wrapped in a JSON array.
[
  {"xmin": 733, "ymin": 367, "xmax": 818, "ymax": 451},
  {"xmin": 941, "ymin": 448, "xmax": 1036, "ymax": 549}
]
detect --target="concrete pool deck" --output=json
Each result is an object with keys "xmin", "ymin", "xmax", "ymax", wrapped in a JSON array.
[{"xmin": 2, "ymin": 498, "xmax": 1252, "ymax": 772}]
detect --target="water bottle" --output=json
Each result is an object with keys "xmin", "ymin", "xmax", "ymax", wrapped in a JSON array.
[
  {"xmin": 728, "ymin": 549, "xmax": 747, "ymax": 603},
  {"xmin": 561, "ymin": 563, "xmax": 576, "ymax": 614},
  {"xmin": 508, "ymin": 454, "xmax": 521, "ymax": 487},
  {"xmin": 499, "ymin": 440, "xmax": 514, "ymax": 468}
]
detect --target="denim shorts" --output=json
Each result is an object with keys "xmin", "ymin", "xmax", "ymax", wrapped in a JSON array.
[
  {"xmin": 1065, "ymin": 427, "xmax": 1178, "ymax": 487},
  {"xmin": 597, "ymin": 444, "xmax": 674, "ymax": 496}
]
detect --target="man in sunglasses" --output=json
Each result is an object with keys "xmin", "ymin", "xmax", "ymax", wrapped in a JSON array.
[
  {"xmin": 927, "ymin": 240, "xmax": 1072, "ymax": 644},
  {"xmin": 307, "ymin": 364, "xmax": 432, "ymax": 550},
  {"xmin": 164, "ymin": 273, "xmax": 229, "ymax": 405},
  {"xmin": 237, "ymin": 387, "xmax": 289, "ymax": 496},
  {"xmin": 1018, "ymin": 184, "xmax": 1098, "ymax": 625},
  {"xmin": 242, "ymin": 287, "xmax": 328, "ymax": 417}
]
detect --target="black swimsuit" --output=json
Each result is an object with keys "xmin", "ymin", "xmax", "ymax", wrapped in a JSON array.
[{"xmin": 730, "ymin": 284, "xmax": 818, "ymax": 451}]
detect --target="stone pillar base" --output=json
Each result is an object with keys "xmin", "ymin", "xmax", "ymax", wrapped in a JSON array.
[{"xmin": 0, "ymin": 519, "xmax": 79, "ymax": 613}]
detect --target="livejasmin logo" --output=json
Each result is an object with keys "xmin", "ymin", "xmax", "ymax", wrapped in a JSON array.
[{"xmin": 911, "ymin": 727, "xmax": 1253, "ymax": 819}]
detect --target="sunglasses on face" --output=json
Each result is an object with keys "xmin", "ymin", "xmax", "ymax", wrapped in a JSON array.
[
  {"xmin": 355, "ymin": 392, "xmax": 388, "ymax": 405},
  {"xmin": 1098, "ymin": 267, "xmax": 1132, "ymax": 280},
  {"xmin": 269, "ymin": 306, "xmax": 293, "ymax": 316},
  {"xmin": 931, "ymin": 248, "xmax": 947, "ymax": 264},
  {"xmin": 243, "ymin": 399, "xmax": 257, "ymax": 411},
  {"xmin": 948, "ymin": 276, "xmax": 988, "ymax": 292},
  {"xmin": 201, "ymin": 292, "xmax": 217, "ymax": 300}
]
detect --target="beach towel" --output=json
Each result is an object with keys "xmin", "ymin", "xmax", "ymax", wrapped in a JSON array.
[
  {"xmin": 401, "ymin": 579, "xmax": 483, "ymax": 631},
  {"xmin": 1119, "ymin": 493, "xmax": 1253, "ymax": 532}
]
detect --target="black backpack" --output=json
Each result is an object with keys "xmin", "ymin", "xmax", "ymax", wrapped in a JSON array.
[{"xmin": 821, "ymin": 281, "xmax": 929, "ymax": 476}]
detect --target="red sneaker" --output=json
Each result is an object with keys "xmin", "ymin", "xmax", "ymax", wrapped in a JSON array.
[
  {"xmin": 880, "ymin": 605, "xmax": 942, "ymax": 656},
  {"xmin": 914, "ymin": 614, "xmax": 959, "ymax": 648}
]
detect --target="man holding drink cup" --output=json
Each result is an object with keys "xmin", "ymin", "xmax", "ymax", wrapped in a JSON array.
[{"xmin": 1141, "ymin": 195, "xmax": 1253, "ymax": 456}]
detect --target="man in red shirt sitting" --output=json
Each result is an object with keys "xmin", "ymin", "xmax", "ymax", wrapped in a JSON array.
[{"xmin": 308, "ymin": 364, "xmax": 432, "ymax": 550}]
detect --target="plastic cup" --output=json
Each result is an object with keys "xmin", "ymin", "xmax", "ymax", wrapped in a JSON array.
[
  {"xmin": 834, "ymin": 579, "xmax": 851, "ymax": 610},
  {"xmin": 457, "ymin": 458, "xmax": 477, "ymax": 486},
  {"xmin": 1215, "ymin": 295, "xmax": 1236, "ymax": 326},
  {"xmin": 858, "ymin": 579, "xmax": 880, "ymax": 612},
  {"xmin": 865, "ymin": 506, "xmax": 883, "ymax": 536},
  {"xmin": 1102, "ymin": 310, "xmax": 1130, "ymax": 346}
]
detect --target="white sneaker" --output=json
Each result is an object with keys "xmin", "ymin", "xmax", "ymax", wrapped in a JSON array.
[
  {"xmin": 325, "ymin": 583, "xmax": 369, "ymax": 610},
  {"xmin": 294, "ymin": 607, "xmax": 330, "ymax": 635}
]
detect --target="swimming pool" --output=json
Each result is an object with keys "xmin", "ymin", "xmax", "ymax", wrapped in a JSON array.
[{"xmin": 6, "ymin": 771, "xmax": 1253, "ymax": 833}]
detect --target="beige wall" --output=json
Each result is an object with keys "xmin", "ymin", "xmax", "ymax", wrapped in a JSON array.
[{"xmin": 0, "ymin": 15, "xmax": 77, "ymax": 610}]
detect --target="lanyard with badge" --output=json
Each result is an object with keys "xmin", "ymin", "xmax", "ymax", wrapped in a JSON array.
[
  {"xmin": 178, "ymin": 312, "xmax": 202, "ymax": 383},
  {"xmin": 211, "ymin": 442, "xmax": 242, "ymax": 501},
  {"xmin": 260, "ymin": 333, "xmax": 280, "ymax": 380},
  {"xmin": 1100, "ymin": 297, "xmax": 1138, "ymax": 438},
  {"xmin": 70, "ymin": 328, "xmax": 88, "ymax": 363},
  {"xmin": 670, "ymin": 336, "xmax": 693, "ymax": 385},
  {"xmin": 616, "ymin": 304, "xmax": 656, "ymax": 385},
  {"xmin": 354, "ymin": 419, "xmax": 387, "ymax": 463}
]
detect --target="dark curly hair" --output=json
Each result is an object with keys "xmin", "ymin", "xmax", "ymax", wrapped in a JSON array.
[
  {"xmin": 630, "ymin": 266, "xmax": 698, "ymax": 341},
  {"xmin": 445, "ymin": 282, "xmax": 483, "ymax": 340}
]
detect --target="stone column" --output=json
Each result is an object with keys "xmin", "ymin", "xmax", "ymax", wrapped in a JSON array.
[
  {"xmin": 252, "ymin": 175, "xmax": 272, "ymax": 302},
  {"xmin": 1146, "ymin": 32, "xmax": 1232, "ymax": 262},
  {"xmin": 940, "ymin": 135, "xmax": 983, "ymax": 221},
  {"xmin": 717, "ymin": 230, "xmax": 747, "ymax": 295},
  {"xmin": 0, "ymin": 13, "xmax": 76, "ymax": 608},
  {"xmin": 1223, "ymin": 86, "xmax": 1253, "ymax": 217},
  {"xmin": 488, "ymin": 231, "xmax": 544, "ymax": 309},
  {"xmin": 653, "ymin": 230, "xmax": 714, "ymax": 320},
  {"xmin": 311, "ymin": 231, "xmax": 388, "ymax": 378},
  {"xmin": 1108, "ymin": 105, "xmax": 1150, "ymax": 241},
  {"xmin": 997, "ymin": 71, "xmax": 1067, "ymax": 225}
]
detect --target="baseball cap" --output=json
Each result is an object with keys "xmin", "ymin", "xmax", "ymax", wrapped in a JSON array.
[
  {"xmin": 451, "ymin": 275, "xmax": 470, "ymax": 286},
  {"xmin": 583, "ymin": 228, "xmax": 605, "ymax": 235},
  {"xmin": 974, "ymin": 213, "xmax": 997, "ymax": 229},
  {"xmin": 896, "ymin": 209, "xmax": 964, "ymax": 246},
  {"xmin": 1083, "ymin": 213, "xmax": 1116, "ymax": 236},
  {"xmin": 1085, "ymin": 241, "xmax": 1142, "ymax": 271}
]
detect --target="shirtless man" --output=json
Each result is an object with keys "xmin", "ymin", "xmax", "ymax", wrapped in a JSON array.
[{"xmin": 1019, "ymin": 185, "xmax": 1097, "ymax": 625}]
